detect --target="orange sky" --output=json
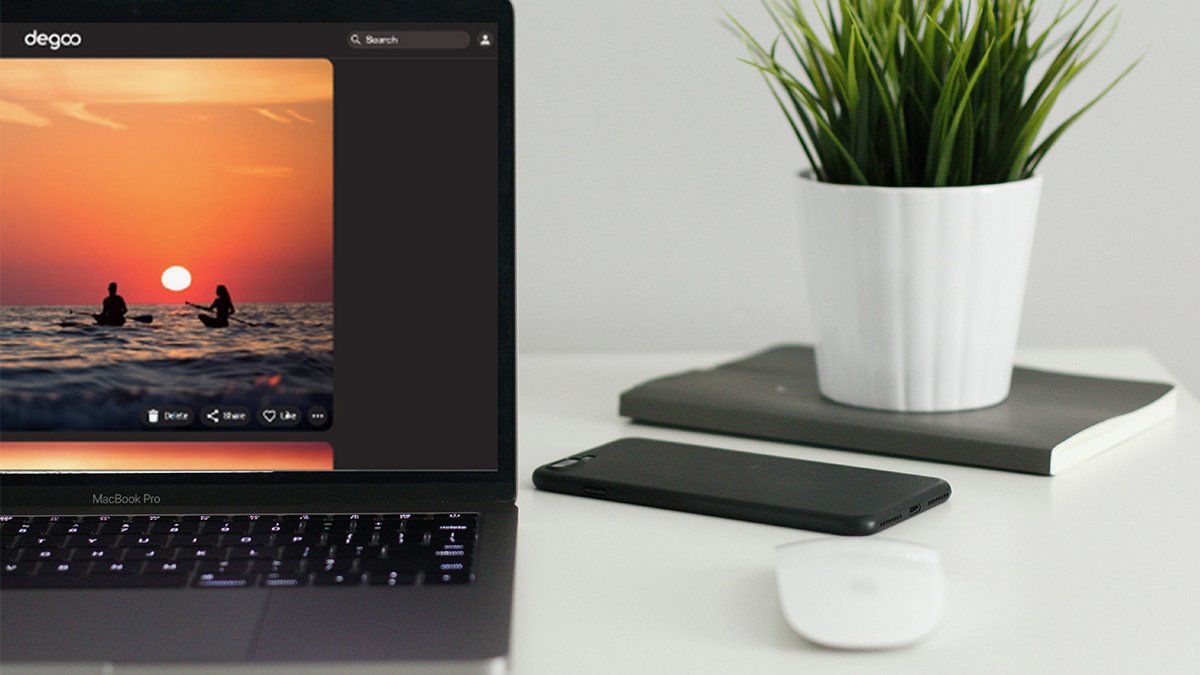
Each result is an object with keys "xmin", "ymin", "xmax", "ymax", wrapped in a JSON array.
[{"xmin": 0, "ymin": 59, "xmax": 332, "ymax": 305}]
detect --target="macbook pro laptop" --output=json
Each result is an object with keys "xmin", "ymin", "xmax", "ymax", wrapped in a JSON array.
[{"xmin": 0, "ymin": 1, "xmax": 516, "ymax": 670}]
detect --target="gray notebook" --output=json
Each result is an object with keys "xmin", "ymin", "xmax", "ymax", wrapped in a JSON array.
[{"xmin": 619, "ymin": 345, "xmax": 1177, "ymax": 475}]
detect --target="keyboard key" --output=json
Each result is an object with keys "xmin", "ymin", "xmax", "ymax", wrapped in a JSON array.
[
  {"xmin": 231, "ymin": 516, "xmax": 263, "ymax": 529},
  {"xmin": 12, "ymin": 535, "xmax": 63, "ymax": 548},
  {"xmin": 275, "ymin": 546, "xmax": 311, "ymax": 560},
  {"xmin": 330, "ymin": 545, "xmax": 368, "ymax": 560},
  {"xmin": 434, "ymin": 535, "xmax": 473, "ymax": 550},
  {"xmin": 261, "ymin": 573, "xmax": 307, "ymax": 588},
  {"xmin": 2, "ymin": 562, "xmax": 37, "ymax": 575},
  {"xmin": 226, "ymin": 546, "xmax": 273, "ymax": 559},
  {"xmin": 146, "ymin": 521, "xmax": 187, "ymax": 535},
  {"xmin": 69, "ymin": 548, "xmax": 115, "ymax": 561},
  {"xmin": 210, "ymin": 522, "xmax": 251, "ymax": 535},
  {"xmin": 391, "ymin": 531, "xmax": 415, "ymax": 546},
  {"xmin": 117, "ymin": 534, "xmax": 170, "ymax": 548},
  {"xmin": 146, "ymin": 561, "xmax": 188, "ymax": 574},
  {"xmin": 368, "ymin": 571, "xmax": 417, "ymax": 586},
  {"xmin": 122, "ymin": 547, "xmax": 167, "ymax": 561},
  {"xmin": 224, "ymin": 534, "xmax": 271, "ymax": 547},
  {"xmin": 195, "ymin": 573, "xmax": 255, "ymax": 588},
  {"xmin": 356, "ymin": 545, "xmax": 389, "ymax": 560},
  {"xmin": 335, "ymin": 532, "xmax": 373, "ymax": 546},
  {"xmin": 424, "ymin": 570, "xmax": 472, "ymax": 585},
  {"xmin": 309, "ymin": 546, "xmax": 338, "ymax": 560},
  {"xmin": 25, "ymin": 548, "xmax": 69, "ymax": 562},
  {"xmin": 279, "ymin": 533, "xmax": 323, "ymax": 546},
  {"xmin": 174, "ymin": 534, "xmax": 220, "ymax": 547},
  {"xmin": 263, "ymin": 523, "xmax": 299, "ymax": 537},
  {"xmin": 42, "ymin": 561, "xmax": 89, "ymax": 576},
  {"xmin": 1, "ymin": 574, "xmax": 188, "ymax": 589},
  {"xmin": 177, "ymin": 547, "xmax": 221, "ymax": 560},
  {"xmin": 95, "ymin": 561, "xmax": 138, "ymax": 575},
  {"xmin": 312, "ymin": 572, "xmax": 360, "ymax": 586},
  {"xmin": 46, "ymin": 522, "xmax": 88, "ymax": 536},
  {"xmin": 66, "ymin": 535, "xmax": 119, "ymax": 548},
  {"xmin": 247, "ymin": 559, "xmax": 300, "ymax": 574},
  {"xmin": 314, "ymin": 558, "xmax": 355, "ymax": 574},
  {"xmin": 274, "ymin": 540, "xmax": 312, "ymax": 557},
  {"xmin": 197, "ymin": 560, "xmax": 246, "ymax": 575}
]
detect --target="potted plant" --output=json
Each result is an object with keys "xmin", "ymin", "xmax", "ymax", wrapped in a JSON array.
[{"xmin": 729, "ymin": 0, "xmax": 1136, "ymax": 412}]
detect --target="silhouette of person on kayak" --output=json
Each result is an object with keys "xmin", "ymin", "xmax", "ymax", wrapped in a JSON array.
[
  {"xmin": 195, "ymin": 285, "xmax": 235, "ymax": 328},
  {"xmin": 95, "ymin": 282, "xmax": 127, "ymax": 326}
]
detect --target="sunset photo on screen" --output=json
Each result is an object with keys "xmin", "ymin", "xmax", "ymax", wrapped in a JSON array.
[{"xmin": 0, "ymin": 58, "xmax": 333, "ymax": 433}]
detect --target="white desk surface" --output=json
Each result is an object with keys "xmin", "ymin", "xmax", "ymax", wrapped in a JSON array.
[{"xmin": 510, "ymin": 348, "xmax": 1200, "ymax": 675}]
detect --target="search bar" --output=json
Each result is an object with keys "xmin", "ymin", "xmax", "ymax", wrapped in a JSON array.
[{"xmin": 347, "ymin": 31, "xmax": 471, "ymax": 49}]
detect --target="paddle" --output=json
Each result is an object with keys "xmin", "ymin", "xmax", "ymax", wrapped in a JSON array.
[
  {"xmin": 187, "ymin": 302, "xmax": 257, "ymax": 327},
  {"xmin": 70, "ymin": 310, "xmax": 152, "ymax": 324}
]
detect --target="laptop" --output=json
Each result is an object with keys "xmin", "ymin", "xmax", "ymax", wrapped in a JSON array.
[{"xmin": 0, "ymin": 0, "xmax": 516, "ymax": 671}]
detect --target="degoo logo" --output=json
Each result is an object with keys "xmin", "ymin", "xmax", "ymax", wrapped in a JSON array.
[{"xmin": 24, "ymin": 30, "xmax": 83, "ymax": 50}]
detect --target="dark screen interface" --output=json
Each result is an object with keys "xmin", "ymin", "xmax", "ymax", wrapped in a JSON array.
[{"xmin": 0, "ymin": 23, "xmax": 500, "ymax": 471}]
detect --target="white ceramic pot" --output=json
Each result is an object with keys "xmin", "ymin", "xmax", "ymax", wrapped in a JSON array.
[{"xmin": 799, "ymin": 174, "xmax": 1042, "ymax": 412}]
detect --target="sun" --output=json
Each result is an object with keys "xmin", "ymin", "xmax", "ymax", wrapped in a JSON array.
[{"xmin": 161, "ymin": 265, "xmax": 192, "ymax": 292}]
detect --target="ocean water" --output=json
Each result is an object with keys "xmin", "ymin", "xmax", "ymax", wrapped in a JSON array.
[{"xmin": 0, "ymin": 303, "xmax": 333, "ymax": 431}]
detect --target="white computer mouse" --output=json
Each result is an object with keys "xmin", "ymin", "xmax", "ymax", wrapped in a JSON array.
[{"xmin": 776, "ymin": 537, "xmax": 944, "ymax": 650}]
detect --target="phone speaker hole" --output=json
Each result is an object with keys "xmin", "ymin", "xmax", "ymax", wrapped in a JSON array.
[
  {"xmin": 926, "ymin": 492, "xmax": 950, "ymax": 507},
  {"xmin": 879, "ymin": 514, "xmax": 903, "ymax": 529}
]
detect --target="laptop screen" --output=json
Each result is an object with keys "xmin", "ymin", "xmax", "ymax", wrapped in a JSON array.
[{"xmin": 0, "ymin": 22, "xmax": 504, "ymax": 474}]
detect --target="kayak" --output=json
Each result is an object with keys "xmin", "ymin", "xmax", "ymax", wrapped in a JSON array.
[
  {"xmin": 198, "ymin": 314, "xmax": 229, "ymax": 328},
  {"xmin": 93, "ymin": 314, "xmax": 125, "ymax": 326},
  {"xmin": 90, "ymin": 314, "xmax": 153, "ymax": 326}
]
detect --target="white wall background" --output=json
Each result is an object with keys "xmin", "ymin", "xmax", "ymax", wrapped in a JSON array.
[{"xmin": 513, "ymin": 0, "xmax": 1200, "ymax": 392}]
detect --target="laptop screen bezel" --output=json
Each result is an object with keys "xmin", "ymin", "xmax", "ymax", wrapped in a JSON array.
[{"xmin": 0, "ymin": 0, "xmax": 517, "ymax": 508}]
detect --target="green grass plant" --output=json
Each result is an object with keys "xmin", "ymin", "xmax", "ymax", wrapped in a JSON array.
[{"xmin": 727, "ymin": 0, "xmax": 1137, "ymax": 186}]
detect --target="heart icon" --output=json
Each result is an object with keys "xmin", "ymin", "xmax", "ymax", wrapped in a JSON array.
[{"xmin": 262, "ymin": 410, "xmax": 277, "ymax": 423}]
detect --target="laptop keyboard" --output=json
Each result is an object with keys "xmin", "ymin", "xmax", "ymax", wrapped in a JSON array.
[{"xmin": 0, "ymin": 513, "xmax": 476, "ymax": 589}]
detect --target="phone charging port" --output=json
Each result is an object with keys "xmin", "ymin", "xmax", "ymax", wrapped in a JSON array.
[{"xmin": 582, "ymin": 486, "xmax": 607, "ymax": 498}]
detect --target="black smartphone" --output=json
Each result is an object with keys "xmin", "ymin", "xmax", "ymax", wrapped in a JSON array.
[{"xmin": 532, "ymin": 438, "xmax": 951, "ymax": 535}]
